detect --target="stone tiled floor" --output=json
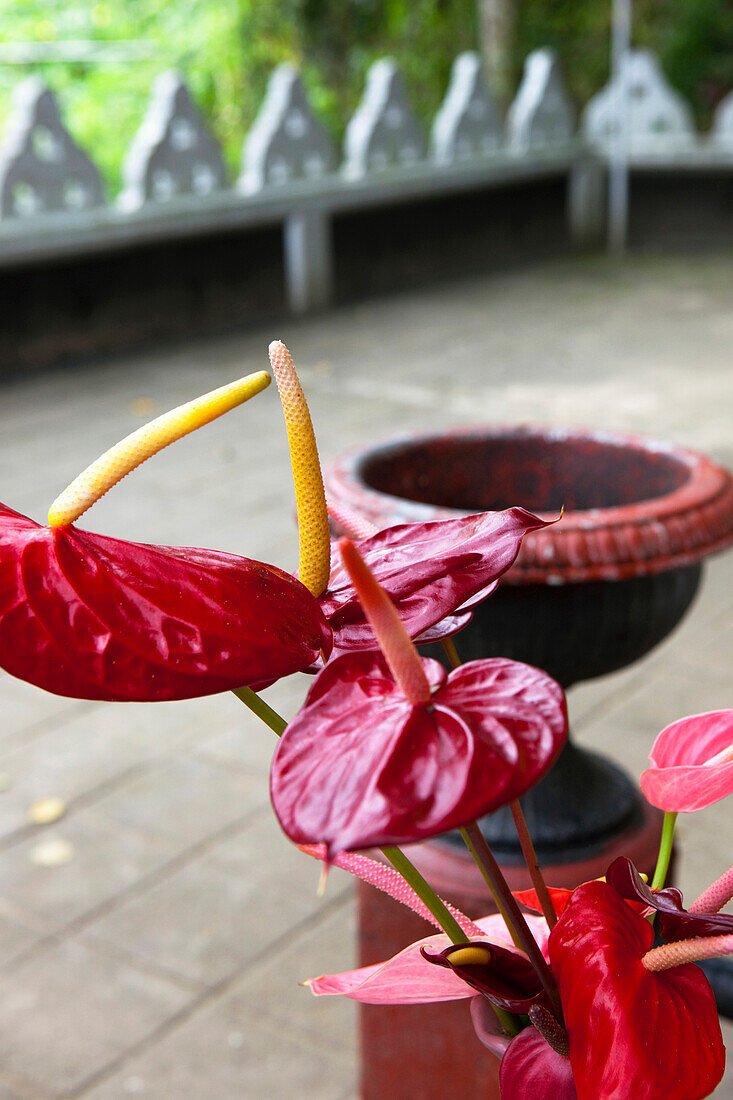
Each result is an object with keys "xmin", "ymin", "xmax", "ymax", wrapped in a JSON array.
[{"xmin": 0, "ymin": 253, "xmax": 731, "ymax": 1098}]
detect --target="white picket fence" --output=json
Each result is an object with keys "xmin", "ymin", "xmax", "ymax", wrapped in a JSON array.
[{"xmin": 0, "ymin": 47, "xmax": 730, "ymax": 313}]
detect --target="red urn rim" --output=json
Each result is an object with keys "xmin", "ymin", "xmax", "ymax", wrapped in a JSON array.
[{"xmin": 324, "ymin": 426, "xmax": 733, "ymax": 584}]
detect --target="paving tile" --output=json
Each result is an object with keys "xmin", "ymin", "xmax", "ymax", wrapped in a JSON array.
[
  {"xmin": 93, "ymin": 757, "xmax": 267, "ymax": 849},
  {"xmin": 0, "ymin": 810, "xmax": 176, "ymax": 930},
  {"xmin": 0, "ymin": 701, "xmax": 214, "ymax": 843},
  {"xmin": 81, "ymin": 999, "xmax": 354, "ymax": 1100},
  {"xmin": 231, "ymin": 894, "xmax": 357, "ymax": 1059},
  {"xmin": 0, "ymin": 910, "xmax": 46, "ymax": 970},
  {"xmin": 0, "ymin": 940, "xmax": 190, "ymax": 1097},
  {"xmin": 84, "ymin": 810, "xmax": 351, "ymax": 988}
]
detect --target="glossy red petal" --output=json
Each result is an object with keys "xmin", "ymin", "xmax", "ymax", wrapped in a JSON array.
[
  {"xmin": 549, "ymin": 881, "xmax": 725, "ymax": 1100},
  {"xmin": 270, "ymin": 652, "xmax": 567, "ymax": 857},
  {"xmin": 640, "ymin": 709, "xmax": 733, "ymax": 812},
  {"xmin": 499, "ymin": 1027, "xmax": 578, "ymax": 1100},
  {"xmin": 320, "ymin": 508, "xmax": 552, "ymax": 653},
  {"xmin": 513, "ymin": 887, "xmax": 572, "ymax": 919},
  {"xmin": 0, "ymin": 505, "xmax": 332, "ymax": 701}
]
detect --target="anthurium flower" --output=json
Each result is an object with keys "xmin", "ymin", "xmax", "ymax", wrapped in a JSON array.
[
  {"xmin": 548, "ymin": 880, "xmax": 725, "ymax": 1100},
  {"xmin": 270, "ymin": 540, "xmax": 567, "ymax": 857},
  {"xmin": 0, "ymin": 372, "xmax": 332, "ymax": 702},
  {"xmin": 606, "ymin": 856, "xmax": 733, "ymax": 942},
  {"xmin": 640, "ymin": 709, "xmax": 733, "ymax": 812},
  {"xmin": 307, "ymin": 911, "xmax": 550, "ymax": 1004}
]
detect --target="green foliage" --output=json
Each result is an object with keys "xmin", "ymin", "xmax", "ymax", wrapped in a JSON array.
[
  {"xmin": 0, "ymin": 0, "xmax": 730, "ymax": 195},
  {"xmin": 514, "ymin": 0, "xmax": 733, "ymax": 129},
  {"xmin": 0, "ymin": 0, "xmax": 476, "ymax": 193}
]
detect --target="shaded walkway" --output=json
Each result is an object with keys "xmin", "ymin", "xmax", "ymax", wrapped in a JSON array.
[{"xmin": 0, "ymin": 253, "xmax": 731, "ymax": 1097}]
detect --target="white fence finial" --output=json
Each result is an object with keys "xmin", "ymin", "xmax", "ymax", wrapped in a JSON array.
[
  {"xmin": 582, "ymin": 49, "xmax": 695, "ymax": 155},
  {"xmin": 507, "ymin": 48, "xmax": 575, "ymax": 153},
  {"xmin": 0, "ymin": 76, "xmax": 105, "ymax": 218},
  {"xmin": 343, "ymin": 59, "xmax": 425, "ymax": 179},
  {"xmin": 431, "ymin": 51, "xmax": 502, "ymax": 164},
  {"xmin": 239, "ymin": 64, "xmax": 336, "ymax": 193},
  {"xmin": 710, "ymin": 89, "xmax": 733, "ymax": 152},
  {"xmin": 120, "ymin": 71, "xmax": 227, "ymax": 210}
]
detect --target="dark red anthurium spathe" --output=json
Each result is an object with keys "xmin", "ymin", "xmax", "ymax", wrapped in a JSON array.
[
  {"xmin": 420, "ymin": 941, "xmax": 547, "ymax": 1015},
  {"xmin": 548, "ymin": 880, "xmax": 725, "ymax": 1100},
  {"xmin": 0, "ymin": 504, "xmax": 332, "ymax": 702},
  {"xmin": 270, "ymin": 650, "xmax": 567, "ymax": 858},
  {"xmin": 319, "ymin": 507, "xmax": 553, "ymax": 654},
  {"xmin": 606, "ymin": 857, "xmax": 733, "ymax": 942}
]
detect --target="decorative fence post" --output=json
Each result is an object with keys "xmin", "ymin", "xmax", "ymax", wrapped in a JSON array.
[
  {"xmin": 710, "ymin": 89, "xmax": 733, "ymax": 152},
  {"xmin": 0, "ymin": 76, "xmax": 105, "ymax": 218},
  {"xmin": 506, "ymin": 48, "xmax": 575, "ymax": 153},
  {"xmin": 343, "ymin": 59, "xmax": 425, "ymax": 178},
  {"xmin": 240, "ymin": 64, "xmax": 337, "ymax": 314},
  {"xmin": 120, "ymin": 71, "xmax": 227, "ymax": 210},
  {"xmin": 431, "ymin": 52, "xmax": 503, "ymax": 163},
  {"xmin": 582, "ymin": 49, "xmax": 695, "ymax": 154}
]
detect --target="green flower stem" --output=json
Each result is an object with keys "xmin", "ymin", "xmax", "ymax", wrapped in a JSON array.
[
  {"xmin": 232, "ymin": 686, "xmax": 287, "ymax": 736},
  {"xmin": 651, "ymin": 811, "xmax": 678, "ymax": 891},
  {"xmin": 234, "ymin": 684, "xmax": 521, "ymax": 1035},
  {"xmin": 509, "ymin": 799, "xmax": 557, "ymax": 929},
  {"xmin": 440, "ymin": 637, "xmax": 462, "ymax": 670},
  {"xmin": 382, "ymin": 845, "xmax": 520, "ymax": 1038},
  {"xmin": 381, "ymin": 845, "xmax": 468, "ymax": 945},
  {"xmin": 461, "ymin": 821, "xmax": 562, "ymax": 1019}
]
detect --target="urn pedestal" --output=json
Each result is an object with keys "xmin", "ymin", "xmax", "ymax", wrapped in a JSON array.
[{"xmin": 325, "ymin": 425, "xmax": 733, "ymax": 1098}]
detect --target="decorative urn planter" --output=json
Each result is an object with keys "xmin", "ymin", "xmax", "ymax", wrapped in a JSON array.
[{"xmin": 325, "ymin": 425, "xmax": 733, "ymax": 1100}]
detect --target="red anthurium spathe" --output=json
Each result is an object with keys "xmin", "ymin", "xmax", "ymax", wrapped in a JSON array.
[
  {"xmin": 271, "ymin": 650, "xmax": 567, "ymax": 857},
  {"xmin": 499, "ymin": 1025, "xmax": 577, "ymax": 1100},
  {"xmin": 271, "ymin": 539, "xmax": 567, "ymax": 857},
  {"xmin": 0, "ymin": 370, "xmax": 332, "ymax": 702},
  {"xmin": 0, "ymin": 504, "xmax": 332, "ymax": 701},
  {"xmin": 319, "ymin": 507, "xmax": 553, "ymax": 654},
  {"xmin": 548, "ymin": 880, "xmax": 725, "ymax": 1100},
  {"xmin": 640, "ymin": 709, "xmax": 733, "ymax": 812}
]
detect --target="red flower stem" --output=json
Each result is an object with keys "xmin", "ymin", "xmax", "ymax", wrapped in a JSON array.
[
  {"xmin": 232, "ymin": 686, "xmax": 288, "ymax": 737},
  {"xmin": 651, "ymin": 811, "xmax": 677, "ymax": 891},
  {"xmin": 509, "ymin": 800, "xmax": 557, "ymax": 929},
  {"xmin": 440, "ymin": 637, "xmax": 462, "ymax": 670},
  {"xmin": 461, "ymin": 821, "xmax": 562, "ymax": 1019}
]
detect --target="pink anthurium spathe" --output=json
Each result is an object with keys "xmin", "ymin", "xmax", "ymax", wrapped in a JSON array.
[
  {"xmin": 640, "ymin": 709, "xmax": 733, "ymax": 812},
  {"xmin": 0, "ymin": 503, "xmax": 332, "ymax": 702},
  {"xmin": 307, "ymin": 912, "xmax": 551, "ymax": 1005},
  {"xmin": 548, "ymin": 880, "xmax": 725, "ymax": 1100}
]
